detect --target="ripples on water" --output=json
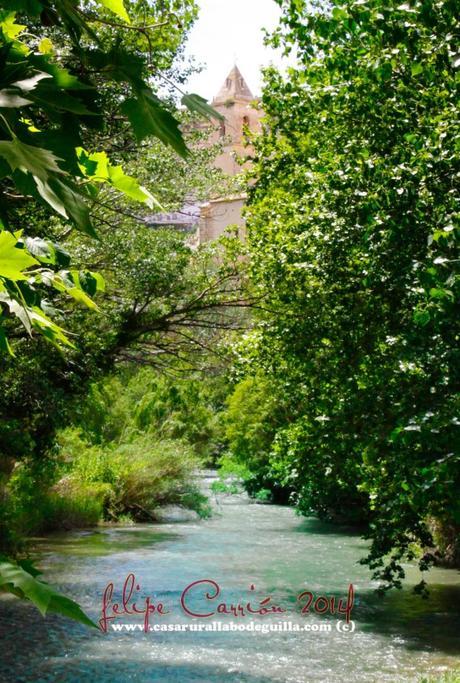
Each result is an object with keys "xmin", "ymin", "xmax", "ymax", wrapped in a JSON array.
[{"xmin": 0, "ymin": 481, "xmax": 459, "ymax": 683}]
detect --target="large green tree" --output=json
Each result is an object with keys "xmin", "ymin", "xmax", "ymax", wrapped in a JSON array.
[
  {"xmin": 0, "ymin": 0, "xmax": 224, "ymax": 349},
  {"xmin": 0, "ymin": 0, "xmax": 235, "ymax": 625},
  {"xmin": 243, "ymin": 0, "xmax": 459, "ymax": 589}
]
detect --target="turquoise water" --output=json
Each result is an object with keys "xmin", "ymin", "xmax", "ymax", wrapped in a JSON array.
[{"xmin": 0, "ymin": 486, "xmax": 459, "ymax": 682}]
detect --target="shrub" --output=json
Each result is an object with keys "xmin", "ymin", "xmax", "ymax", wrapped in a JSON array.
[
  {"xmin": 73, "ymin": 368, "xmax": 228, "ymax": 462},
  {"xmin": 222, "ymin": 376, "xmax": 293, "ymax": 503},
  {"xmin": 42, "ymin": 483, "xmax": 109, "ymax": 531},
  {"xmin": 58, "ymin": 429, "xmax": 118, "ymax": 484},
  {"xmin": 210, "ymin": 480, "xmax": 242, "ymax": 495},
  {"xmin": 5, "ymin": 463, "xmax": 111, "ymax": 535},
  {"xmin": 58, "ymin": 431, "xmax": 209, "ymax": 521},
  {"xmin": 419, "ymin": 672, "xmax": 460, "ymax": 683},
  {"xmin": 5, "ymin": 431, "xmax": 210, "ymax": 536},
  {"xmin": 254, "ymin": 489, "xmax": 272, "ymax": 503},
  {"xmin": 109, "ymin": 437, "xmax": 206, "ymax": 519}
]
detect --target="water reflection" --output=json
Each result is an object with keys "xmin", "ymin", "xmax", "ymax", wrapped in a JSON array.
[{"xmin": 31, "ymin": 527, "xmax": 181, "ymax": 557}]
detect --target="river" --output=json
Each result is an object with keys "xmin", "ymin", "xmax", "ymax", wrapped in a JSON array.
[{"xmin": 0, "ymin": 473, "xmax": 459, "ymax": 682}]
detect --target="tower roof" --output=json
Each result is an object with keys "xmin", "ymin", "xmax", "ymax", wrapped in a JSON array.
[{"xmin": 213, "ymin": 65, "xmax": 254, "ymax": 104}]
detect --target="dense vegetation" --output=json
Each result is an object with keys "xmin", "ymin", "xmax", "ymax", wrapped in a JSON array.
[
  {"xmin": 0, "ymin": 0, "xmax": 243, "ymax": 625},
  {"xmin": 5, "ymin": 366, "xmax": 227, "ymax": 542},
  {"xmin": 226, "ymin": 0, "xmax": 459, "ymax": 590},
  {"xmin": 0, "ymin": 0, "xmax": 458, "ymax": 631}
]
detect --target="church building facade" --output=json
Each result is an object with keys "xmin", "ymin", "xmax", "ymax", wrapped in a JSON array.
[
  {"xmin": 197, "ymin": 65, "xmax": 262, "ymax": 243},
  {"xmin": 146, "ymin": 66, "xmax": 262, "ymax": 244}
]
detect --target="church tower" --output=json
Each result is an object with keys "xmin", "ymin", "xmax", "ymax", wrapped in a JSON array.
[
  {"xmin": 146, "ymin": 67, "xmax": 263, "ymax": 243},
  {"xmin": 196, "ymin": 66, "xmax": 262, "ymax": 243},
  {"xmin": 210, "ymin": 65, "xmax": 262, "ymax": 175},
  {"xmin": 213, "ymin": 64, "xmax": 254, "ymax": 104}
]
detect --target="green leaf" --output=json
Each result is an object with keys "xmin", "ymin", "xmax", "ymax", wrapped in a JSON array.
[
  {"xmin": 121, "ymin": 91, "xmax": 188, "ymax": 158},
  {"xmin": 38, "ymin": 37, "xmax": 54, "ymax": 54},
  {"xmin": 43, "ymin": 269, "xmax": 103, "ymax": 304},
  {"xmin": 16, "ymin": 559, "xmax": 42, "ymax": 577},
  {"xmin": 30, "ymin": 59, "xmax": 92, "ymax": 91},
  {"xmin": 0, "ymin": 139, "xmax": 65, "ymax": 179},
  {"xmin": 413, "ymin": 309, "xmax": 430, "ymax": 326},
  {"xmin": 28, "ymin": 305, "xmax": 75, "ymax": 347},
  {"xmin": 35, "ymin": 177, "xmax": 96, "ymax": 237},
  {"xmin": 29, "ymin": 81, "xmax": 96, "ymax": 115},
  {"xmin": 429, "ymin": 287, "xmax": 453, "ymax": 300},
  {"xmin": 0, "ymin": 295, "xmax": 74, "ymax": 347},
  {"xmin": 0, "ymin": 11, "xmax": 26, "ymax": 39},
  {"xmin": 0, "ymin": 294, "xmax": 32, "ymax": 335},
  {"xmin": 0, "ymin": 558, "xmax": 97, "ymax": 628},
  {"xmin": 52, "ymin": 243, "xmax": 71, "ymax": 268},
  {"xmin": 82, "ymin": 47, "xmax": 144, "ymax": 89},
  {"xmin": 0, "ymin": 230, "xmax": 39, "ymax": 280},
  {"xmin": 67, "ymin": 286, "xmax": 99, "ymax": 310},
  {"xmin": 34, "ymin": 176, "xmax": 69, "ymax": 218},
  {"xmin": 181, "ymin": 93, "xmax": 224, "ymax": 121},
  {"xmin": 96, "ymin": 0, "xmax": 130, "ymax": 23},
  {"xmin": 76, "ymin": 148, "xmax": 162, "ymax": 209},
  {"xmin": 88, "ymin": 271, "xmax": 105, "ymax": 293},
  {"xmin": 24, "ymin": 236, "xmax": 56, "ymax": 264},
  {"xmin": 51, "ymin": 179, "xmax": 96, "ymax": 236},
  {"xmin": 108, "ymin": 165, "xmax": 162, "ymax": 208},
  {"xmin": 77, "ymin": 148, "xmax": 109, "ymax": 180},
  {"xmin": 332, "ymin": 7, "xmax": 348, "ymax": 21}
]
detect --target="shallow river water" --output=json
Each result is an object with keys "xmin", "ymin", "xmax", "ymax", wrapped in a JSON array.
[{"xmin": 0, "ymin": 476, "xmax": 459, "ymax": 682}]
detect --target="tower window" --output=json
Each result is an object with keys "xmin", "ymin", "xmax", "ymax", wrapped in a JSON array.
[
  {"xmin": 226, "ymin": 78, "xmax": 232, "ymax": 88},
  {"xmin": 220, "ymin": 120, "xmax": 226, "ymax": 137}
]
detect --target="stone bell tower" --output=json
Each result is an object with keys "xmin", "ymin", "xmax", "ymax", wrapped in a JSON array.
[
  {"xmin": 210, "ymin": 65, "xmax": 262, "ymax": 175},
  {"xmin": 195, "ymin": 66, "xmax": 263, "ymax": 243},
  {"xmin": 146, "ymin": 67, "xmax": 262, "ymax": 243}
]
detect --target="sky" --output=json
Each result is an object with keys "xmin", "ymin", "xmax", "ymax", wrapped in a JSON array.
[{"xmin": 183, "ymin": 0, "xmax": 287, "ymax": 101}]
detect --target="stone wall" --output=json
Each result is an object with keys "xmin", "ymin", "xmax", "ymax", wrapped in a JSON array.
[{"xmin": 198, "ymin": 196, "xmax": 246, "ymax": 243}]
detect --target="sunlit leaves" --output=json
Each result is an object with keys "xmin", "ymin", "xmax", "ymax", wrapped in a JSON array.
[
  {"xmin": 96, "ymin": 0, "xmax": 130, "ymax": 23},
  {"xmin": 0, "ymin": 293, "xmax": 75, "ymax": 348},
  {"xmin": 0, "ymin": 11, "xmax": 25, "ymax": 40},
  {"xmin": 0, "ymin": 228, "xmax": 103, "ymax": 351},
  {"xmin": 108, "ymin": 166, "xmax": 161, "ymax": 209},
  {"xmin": 0, "ymin": 230, "xmax": 39, "ymax": 280},
  {"xmin": 0, "ymin": 0, "xmax": 216, "ymax": 368},
  {"xmin": 0, "ymin": 140, "xmax": 98, "ymax": 234},
  {"xmin": 77, "ymin": 148, "xmax": 163, "ymax": 209},
  {"xmin": 38, "ymin": 37, "xmax": 54, "ymax": 54}
]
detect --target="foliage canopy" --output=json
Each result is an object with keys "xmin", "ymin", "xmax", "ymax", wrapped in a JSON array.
[
  {"xmin": 0, "ymin": 0, "xmax": 221, "ymax": 350},
  {"xmin": 242, "ymin": 0, "xmax": 459, "ymax": 588}
]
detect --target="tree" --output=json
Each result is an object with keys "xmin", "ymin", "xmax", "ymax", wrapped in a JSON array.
[
  {"xmin": 0, "ymin": 0, "xmax": 230, "ymax": 626},
  {"xmin": 244, "ymin": 0, "xmax": 459, "ymax": 588},
  {"xmin": 0, "ymin": 0, "xmax": 222, "ymax": 350}
]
